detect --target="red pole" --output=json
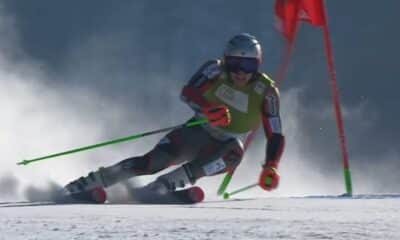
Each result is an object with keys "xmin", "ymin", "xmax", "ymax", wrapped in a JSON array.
[
  {"xmin": 276, "ymin": 30, "xmax": 298, "ymax": 87},
  {"xmin": 321, "ymin": 3, "xmax": 353, "ymax": 195}
]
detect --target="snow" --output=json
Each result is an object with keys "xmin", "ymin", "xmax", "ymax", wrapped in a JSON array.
[{"xmin": 0, "ymin": 196, "xmax": 399, "ymax": 240}]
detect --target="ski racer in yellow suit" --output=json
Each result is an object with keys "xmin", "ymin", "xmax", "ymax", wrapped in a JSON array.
[{"xmin": 64, "ymin": 33, "xmax": 285, "ymax": 203}]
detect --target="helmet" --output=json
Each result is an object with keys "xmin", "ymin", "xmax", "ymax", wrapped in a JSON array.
[{"xmin": 224, "ymin": 33, "xmax": 262, "ymax": 63}]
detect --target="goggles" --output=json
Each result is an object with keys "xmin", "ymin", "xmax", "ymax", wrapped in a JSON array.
[{"xmin": 225, "ymin": 56, "xmax": 259, "ymax": 74}]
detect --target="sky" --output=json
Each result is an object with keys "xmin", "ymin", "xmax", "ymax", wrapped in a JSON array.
[{"xmin": 0, "ymin": 0, "xmax": 399, "ymax": 199}]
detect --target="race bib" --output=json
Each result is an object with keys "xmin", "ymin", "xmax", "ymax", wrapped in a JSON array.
[{"xmin": 215, "ymin": 84, "xmax": 248, "ymax": 113}]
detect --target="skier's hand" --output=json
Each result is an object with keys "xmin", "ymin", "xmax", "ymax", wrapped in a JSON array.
[
  {"xmin": 259, "ymin": 165, "xmax": 280, "ymax": 191},
  {"xmin": 202, "ymin": 104, "xmax": 231, "ymax": 127}
]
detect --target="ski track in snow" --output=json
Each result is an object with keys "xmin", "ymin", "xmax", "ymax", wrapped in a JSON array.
[{"xmin": 0, "ymin": 197, "xmax": 399, "ymax": 240}]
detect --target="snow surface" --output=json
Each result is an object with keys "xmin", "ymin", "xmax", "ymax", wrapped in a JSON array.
[{"xmin": 0, "ymin": 196, "xmax": 399, "ymax": 240}]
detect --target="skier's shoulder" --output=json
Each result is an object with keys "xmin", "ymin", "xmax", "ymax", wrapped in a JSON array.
[
  {"xmin": 188, "ymin": 59, "xmax": 222, "ymax": 86},
  {"xmin": 256, "ymin": 72, "xmax": 275, "ymax": 87},
  {"xmin": 197, "ymin": 59, "xmax": 223, "ymax": 80},
  {"xmin": 254, "ymin": 72, "xmax": 279, "ymax": 96}
]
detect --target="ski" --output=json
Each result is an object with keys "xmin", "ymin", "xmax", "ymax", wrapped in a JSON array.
[
  {"xmin": 132, "ymin": 186, "xmax": 205, "ymax": 205},
  {"xmin": 61, "ymin": 187, "xmax": 107, "ymax": 204},
  {"xmin": 0, "ymin": 186, "xmax": 205, "ymax": 208}
]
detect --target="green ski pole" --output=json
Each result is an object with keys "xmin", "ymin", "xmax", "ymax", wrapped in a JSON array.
[
  {"xmin": 223, "ymin": 176, "xmax": 273, "ymax": 199},
  {"xmin": 223, "ymin": 183, "xmax": 258, "ymax": 199},
  {"xmin": 17, "ymin": 119, "xmax": 208, "ymax": 166},
  {"xmin": 218, "ymin": 169, "xmax": 235, "ymax": 195}
]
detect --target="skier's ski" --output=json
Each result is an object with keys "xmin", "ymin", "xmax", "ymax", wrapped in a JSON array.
[
  {"xmin": 173, "ymin": 186, "xmax": 205, "ymax": 204},
  {"xmin": 131, "ymin": 186, "xmax": 205, "ymax": 204},
  {"xmin": 0, "ymin": 186, "xmax": 204, "ymax": 207},
  {"xmin": 61, "ymin": 187, "xmax": 107, "ymax": 204},
  {"xmin": 0, "ymin": 188, "xmax": 107, "ymax": 208},
  {"xmin": 0, "ymin": 201, "xmax": 62, "ymax": 208}
]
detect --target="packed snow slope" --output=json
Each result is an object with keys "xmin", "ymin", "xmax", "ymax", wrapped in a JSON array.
[{"xmin": 0, "ymin": 196, "xmax": 399, "ymax": 240}]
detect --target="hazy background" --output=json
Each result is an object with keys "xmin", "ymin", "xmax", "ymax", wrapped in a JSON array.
[{"xmin": 0, "ymin": 1, "xmax": 398, "ymax": 200}]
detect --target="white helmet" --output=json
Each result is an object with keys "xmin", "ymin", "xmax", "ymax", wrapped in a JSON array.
[{"xmin": 224, "ymin": 33, "xmax": 262, "ymax": 63}]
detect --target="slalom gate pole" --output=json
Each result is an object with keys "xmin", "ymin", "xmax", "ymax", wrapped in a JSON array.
[
  {"xmin": 275, "ymin": 23, "xmax": 299, "ymax": 87},
  {"xmin": 17, "ymin": 119, "xmax": 208, "ymax": 166},
  {"xmin": 321, "ymin": 4, "xmax": 353, "ymax": 196}
]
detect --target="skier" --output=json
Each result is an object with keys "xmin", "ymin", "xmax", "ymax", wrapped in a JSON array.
[{"xmin": 64, "ymin": 33, "xmax": 285, "ymax": 203}]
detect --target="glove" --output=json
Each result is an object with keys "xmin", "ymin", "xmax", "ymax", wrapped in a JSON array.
[
  {"xmin": 259, "ymin": 165, "xmax": 280, "ymax": 191},
  {"xmin": 202, "ymin": 104, "xmax": 231, "ymax": 127}
]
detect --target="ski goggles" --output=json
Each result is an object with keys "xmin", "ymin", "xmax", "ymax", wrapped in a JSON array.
[{"xmin": 225, "ymin": 56, "xmax": 259, "ymax": 74}]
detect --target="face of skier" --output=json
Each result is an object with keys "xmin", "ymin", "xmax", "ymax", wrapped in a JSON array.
[
  {"xmin": 225, "ymin": 56, "xmax": 258, "ymax": 87},
  {"xmin": 230, "ymin": 71, "xmax": 253, "ymax": 87}
]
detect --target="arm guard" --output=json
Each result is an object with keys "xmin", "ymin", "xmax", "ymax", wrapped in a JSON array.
[{"xmin": 261, "ymin": 86, "xmax": 285, "ymax": 168}]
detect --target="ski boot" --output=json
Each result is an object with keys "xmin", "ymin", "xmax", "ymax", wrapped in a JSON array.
[
  {"xmin": 64, "ymin": 169, "xmax": 107, "ymax": 204},
  {"xmin": 137, "ymin": 166, "xmax": 205, "ymax": 204}
]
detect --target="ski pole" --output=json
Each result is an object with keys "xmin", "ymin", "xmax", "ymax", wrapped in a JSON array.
[
  {"xmin": 217, "ymin": 169, "xmax": 235, "ymax": 195},
  {"xmin": 17, "ymin": 119, "xmax": 208, "ymax": 166},
  {"xmin": 223, "ymin": 183, "xmax": 258, "ymax": 199},
  {"xmin": 223, "ymin": 176, "xmax": 273, "ymax": 199}
]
